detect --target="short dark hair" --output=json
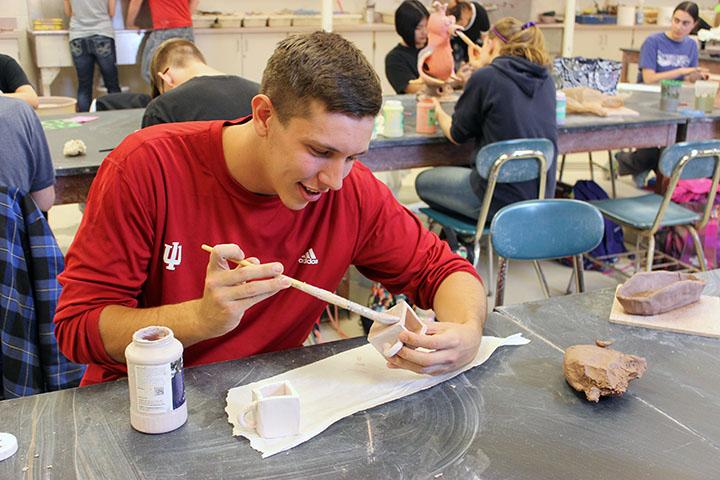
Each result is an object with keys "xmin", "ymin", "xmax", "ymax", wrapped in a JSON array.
[
  {"xmin": 150, "ymin": 39, "xmax": 206, "ymax": 98},
  {"xmin": 395, "ymin": 0, "xmax": 429, "ymax": 48},
  {"xmin": 674, "ymin": 1, "xmax": 699, "ymax": 22},
  {"xmin": 260, "ymin": 31, "xmax": 382, "ymax": 123}
]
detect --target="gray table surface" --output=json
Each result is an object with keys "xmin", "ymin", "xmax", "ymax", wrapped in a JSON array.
[
  {"xmin": 49, "ymin": 91, "xmax": 714, "ymax": 177},
  {"xmin": 1, "ymin": 272, "xmax": 719, "ymax": 479}
]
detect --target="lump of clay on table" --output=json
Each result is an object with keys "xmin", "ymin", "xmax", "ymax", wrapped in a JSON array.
[
  {"xmin": 616, "ymin": 271, "xmax": 705, "ymax": 315},
  {"xmin": 563, "ymin": 345, "xmax": 647, "ymax": 402},
  {"xmin": 63, "ymin": 139, "xmax": 87, "ymax": 157}
]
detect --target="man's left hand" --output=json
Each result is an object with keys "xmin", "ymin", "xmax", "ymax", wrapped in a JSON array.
[{"xmin": 386, "ymin": 321, "xmax": 482, "ymax": 375}]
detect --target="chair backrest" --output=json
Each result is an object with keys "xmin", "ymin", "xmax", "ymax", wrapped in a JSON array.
[
  {"xmin": 473, "ymin": 138, "xmax": 555, "ymax": 243},
  {"xmin": 553, "ymin": 57, "xmax": 622, "ymax": 95},
  {"xmin": 656, "ymin": 140, "xmax": 720, "ymax": 230},
  {"xmin": 490, "ymin": 199, "xmax": 604, "ymax": 260},
  {"xmin": 475, "ymin": 138, "xmax": 555, "ymax": 185}
]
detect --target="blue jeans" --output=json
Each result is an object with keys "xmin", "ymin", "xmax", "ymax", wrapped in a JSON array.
[
  {"xmin": 415, "ymin": 167, "xmax": 482, "ymax": 221},
  {"xmin": 70, "ymin": 35, "xmax": 120, "ymax": 112}
]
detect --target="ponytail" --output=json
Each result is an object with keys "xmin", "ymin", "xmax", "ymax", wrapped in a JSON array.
[{"xmin": 489, "ymin": 17, "xmax": 550, "ymax": 67}]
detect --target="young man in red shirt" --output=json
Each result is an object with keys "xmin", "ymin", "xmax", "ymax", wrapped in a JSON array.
[{"xmin": 55, "ymin": 32, "xmax": 487, "ymax": 385}]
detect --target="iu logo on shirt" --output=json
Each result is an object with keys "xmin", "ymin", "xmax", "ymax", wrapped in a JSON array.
[
  {"xmin": 163, "ymin": 242, "xmax": 182, "ymax": 270},
  {"xmin": 298, "ymin": 248, "xmax": 319, "ymax": 265}
]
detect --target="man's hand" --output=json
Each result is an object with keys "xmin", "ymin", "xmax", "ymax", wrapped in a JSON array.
[
  {"xmin": 685, "ymin": 67, "xmax": 710, "ymax": 82},
  {"xmin": 195, "ymin": 244, "xmax": 291, "ymax": 339},
  {"xmin": 386, "ymin": 320, "xmax": 482, "ymax": 375}
]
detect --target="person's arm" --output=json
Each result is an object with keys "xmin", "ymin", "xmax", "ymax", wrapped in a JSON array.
[
  {"xmin": 641, "ymin": 66, "xmax": 707, "ymax": 84},
  {"xmin": 388, "ymin": 271, "xmax": 486, "ymax": 375},
  {"xmin": 108, "ymin": 0, "xmax": 116, "ymax": 18},
  {"xmin": 2, "ymin": 84, "xmax": 40, "ymax": 109},
  {"xmin": 31, "ymin": 185, "xmax": 55, "ymax": 212},
  {"xmin": 98, "ymin": 245, "xmax": 292, "ymax": 362},
  {"xmin": 432, "ymin": 98, "xmax": 460, "ymax": 144},
  {"xmin": 404, "ymin": 78, "xmax": 425, "ymax": 94},
  {"xmin": 189, "ymin": 0, "xmax": 199, "ymax": 14},
  {"xmin": 63, "ymin": 0, "xmax": 72, "ymax": 17},
  {"xmin": 125, "ymin": 0, "xmax": 143, "ymax": 29}
]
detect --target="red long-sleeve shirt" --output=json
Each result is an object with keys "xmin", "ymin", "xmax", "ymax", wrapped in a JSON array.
[{"xmin": 55, "ymin": 118, "xmax": 480, "ymax": 385}]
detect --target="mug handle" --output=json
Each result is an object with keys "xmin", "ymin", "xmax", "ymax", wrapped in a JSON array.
[{"xmin": 239, "ymin": 401, "xmax": 257, "ymax": 429}]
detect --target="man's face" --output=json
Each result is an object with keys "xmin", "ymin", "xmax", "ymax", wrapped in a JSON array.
[{"xmin": 263, "ymin": 100, "xmax": 374, "ymax": 210}]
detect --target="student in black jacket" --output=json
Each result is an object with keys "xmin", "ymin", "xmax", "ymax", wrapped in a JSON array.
[
  {"xmin": 448, "ymin": 0, "xmax": 490, "ymax": 68},
  {"xmin": 415, "ymin": 17, "xmax": 557, "ymax": 222},
  {"xmin": 384, "ymin": 0, "xmax": 429, "ymax": 94}
]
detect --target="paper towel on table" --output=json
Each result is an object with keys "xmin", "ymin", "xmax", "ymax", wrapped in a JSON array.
[{"xmin": 225, "ymin": 333, "xmax": 530, "ymax": 458}]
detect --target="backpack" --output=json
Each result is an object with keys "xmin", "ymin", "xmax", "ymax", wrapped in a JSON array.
[{"xmin": 572, "ymin": 180, "xmax": 627, "ymax": 269}]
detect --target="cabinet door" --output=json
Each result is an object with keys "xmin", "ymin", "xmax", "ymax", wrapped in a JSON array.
[
  {"xmin": 374, "ymin": 31, "xmax": 400, "ymax": 94},
  {"xmin": 603, "ymin": 30, "xmax": 633, "ymax": 62},
  {"xmin": 571, "ymin": 29, "xmax": 605, "ymax": 59},
  {"xmin": 241, "ymin": 32, "xmax": 288, "ymax": 83},
  {"xmin": 194, "ymin": 33, "xmax": 242, "ymax": 77}
]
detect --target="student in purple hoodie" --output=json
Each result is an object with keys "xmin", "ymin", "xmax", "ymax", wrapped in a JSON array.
[{"xmin": 415, "ymin": 17, "xmax": 557, "ymax": 223}]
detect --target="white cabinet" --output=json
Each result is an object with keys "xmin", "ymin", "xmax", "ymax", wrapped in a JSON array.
[
  {"xmin": 572, "ymin": 28, "xmax": 633, "ymax": 61},
  {"xmin": 194, "ymin": 33, "xmax": 243, "ymax": 77},
  {"xmin": 374, "ymin": 30, "xmax": 399, "ymax": 94},
  {"xmin": 241, "ymin": 32, "xmax": 288, "ymax": 83}
]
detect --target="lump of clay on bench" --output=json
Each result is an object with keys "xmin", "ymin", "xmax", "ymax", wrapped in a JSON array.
[{"xmin": 563, "ymin": 344, "xmax": 647, "ymax": 403}]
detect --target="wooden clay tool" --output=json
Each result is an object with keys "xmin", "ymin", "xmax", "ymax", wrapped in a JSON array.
[
  {"xmin": 201, "ymin": 244, "xmax": 400, "ymax": 325},
  {"xmin": 455, "ymin": 30, "xmax": 476, "ymax": 49}
]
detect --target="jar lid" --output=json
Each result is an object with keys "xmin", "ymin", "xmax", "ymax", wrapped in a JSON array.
[
  {"xmin": 132, "ymin": 326, "xmax": 175, "ymax": 345},
  {"xmin": 0, "ymin": 433, "xmax": 18, "ymax": 462}
]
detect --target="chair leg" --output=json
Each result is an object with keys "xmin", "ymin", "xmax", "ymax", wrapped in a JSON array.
[
  {"xmin": 645, "ymin": 234, "xmax": 655, "ymax": 272},
  {"xmin": 495, "ymin": 257, "xmax": 508, "ymax": 307},
  {"xmin": 573, "ymin": 254, "xmax": 586, "ymax": 293},
  {"xmin": 687, "ymin": 225, "xmax": 708, "ymax": 271},
  {"xmin": 565, "ymin": 269, "xmax": 575, "ymax": 294},
  {"xmin": 634, "ymin": 235, "xmax": 642, "ymax": 273},
  {"xmin": 486, "ymin": 235, "xmax": 494, "ymax": 297},
  {"xmin": 607, "ymin": 150, "xmax": 617, "ymax": 199},
  {"xmin": 559, "ymin": 154, "xmax": 566, "ymax": 183},
  {"xmin": 588, "ymin": 152, "xmax": 595, "ymax": 181},
  {"xmin": 532, "ymin": 260, "xmax": 551, "ymax": 299}
]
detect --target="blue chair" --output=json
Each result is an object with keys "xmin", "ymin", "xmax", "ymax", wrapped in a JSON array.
[
  {"xmin": 490, "ymin": 199, "xmax": 605, "ymax": 307},
  {"xmin": 590, "ymin": 140, "xmax": 720, "ymax": 273},
  {"xmin": 419, "ymin": 138, "xmax": 555, "ymax": 295}
]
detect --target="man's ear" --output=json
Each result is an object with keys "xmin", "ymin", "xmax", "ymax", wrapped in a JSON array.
[
  {"xmin": 157, "ymin": 69, "xmax": 175, "ymax": 92},
  {"xmin": 251, "ymin": 94, "xmax": 274, "ymax": 137}
]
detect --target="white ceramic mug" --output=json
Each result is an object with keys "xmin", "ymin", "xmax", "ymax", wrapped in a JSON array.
[{"xmin": 239, "ymin": 381, "xmax": 301, "ymax": 438}]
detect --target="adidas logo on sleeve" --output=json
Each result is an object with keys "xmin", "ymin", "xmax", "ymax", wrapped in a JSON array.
[{"xmin": 298, "ymin": 248, "xmax": 319, "ymax": 265}]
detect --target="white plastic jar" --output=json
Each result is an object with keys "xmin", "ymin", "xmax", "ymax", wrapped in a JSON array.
[{"xmin": 125, "ymin": 326, "xmax": 187, "ymax": 434}]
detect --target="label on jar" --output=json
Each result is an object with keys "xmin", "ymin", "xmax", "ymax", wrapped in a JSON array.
[{"xmin": 134, "ymin": 360, "xmax": 185, "ymax": 413}]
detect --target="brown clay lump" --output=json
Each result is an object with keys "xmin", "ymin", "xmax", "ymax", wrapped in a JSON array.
[
  {"xmin": 563, "ymin": 345, "xmax": 647, "ymax": 402},
  {"xmin": 616, "ymin": 271, "xmax": 705, "ymax": 315}
]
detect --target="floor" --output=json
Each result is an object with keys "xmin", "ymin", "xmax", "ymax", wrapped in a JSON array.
[{"xmin": 49, "ymin": 151, "xmax": 646, "ymax": 342}]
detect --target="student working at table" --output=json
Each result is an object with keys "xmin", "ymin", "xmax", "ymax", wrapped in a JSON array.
[
  {"xmin": 0, "ymin": 54, "xmax": 39, "ymax": 109},
  {"xmin": 415, "ymin": 17, "xmax": 557, "ymax": 223},
  {"xmin": 54, "ymin": 32, "xmax": 487, "ymax": 386},
  {"xmin": 616, "ymin": 1, "xmax": 709, "ymax": 188},
  {"xmin": 142, "ymin": 38, "xmax": 259, "ymax": 128},
  {"xmin": 385, "ymin": 0, "xmax": 429, "ymax": 94}
]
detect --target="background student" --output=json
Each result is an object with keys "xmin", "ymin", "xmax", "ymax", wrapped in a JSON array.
[
  {"xmin": 0, "ymin": 54, "xmax": 39, "ymax": 109},
  {"xmin": 617, "ymin": 1, "xmax": 708, "ymax": 187},
  {"xmin": 64, "ymin": 0, "xmax": 121, "ymax": 112},
  {"xmin": 415, "ymin": 17, "xmax": 557, "ymax": 223},
  {"xmin": 448, "ymin": 0, "xmax": 490, "ymax": 68},
  {"xmin": 142, "ymin": 39, "xmax": 259, "ymax": 127},
  {"xmin": 385, "ymin": 0, "xmax": 429, "ymax": 94}
]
